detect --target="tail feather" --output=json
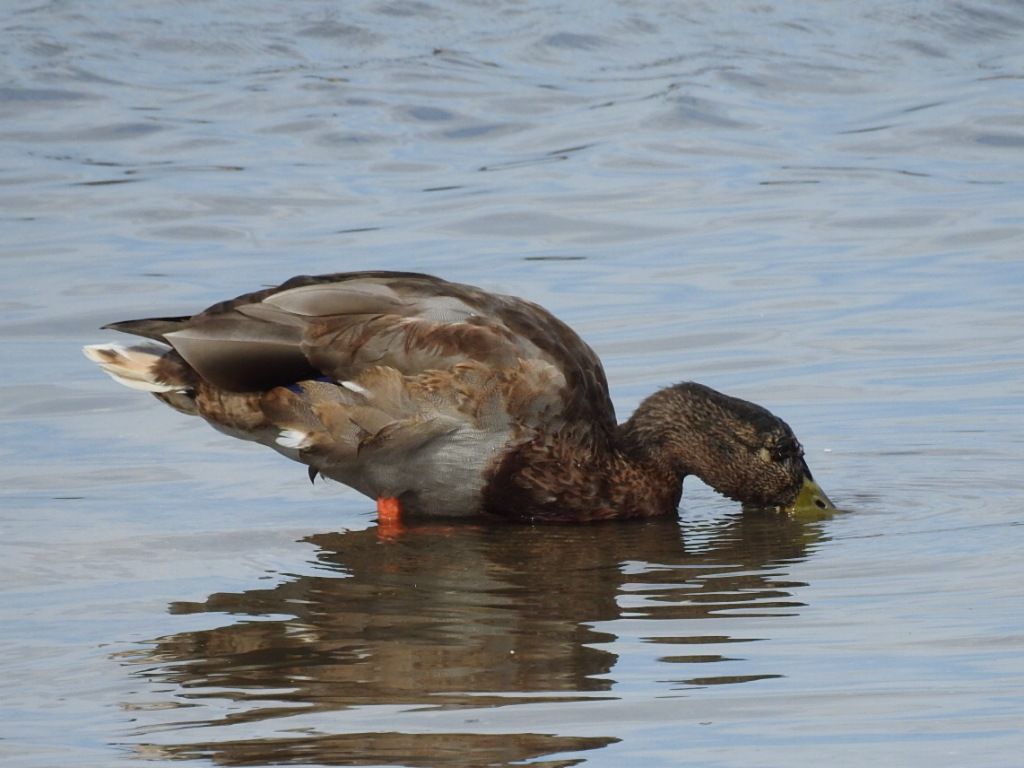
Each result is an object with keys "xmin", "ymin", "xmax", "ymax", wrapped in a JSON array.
[
  {"xmin": 82, "ymin": 343, "xmax": 184, "ymax": 393},
  {"xmin": 101, "ymin": 316, "xmax": 190, "ymax": 343}
]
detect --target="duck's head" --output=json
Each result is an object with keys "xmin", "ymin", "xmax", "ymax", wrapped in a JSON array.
[{"xmin": 624, "ymin": 382, "xmax": 834, "ymax": 513}]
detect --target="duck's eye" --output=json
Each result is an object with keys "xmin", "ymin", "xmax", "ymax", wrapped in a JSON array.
[{"xmin": 771, "ymin": 438, "xmax": 801, "ymax": 462}]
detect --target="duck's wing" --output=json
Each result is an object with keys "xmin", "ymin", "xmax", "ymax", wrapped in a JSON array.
[{"xmin": 105, "ymin": 271, "xmax": 617, "ymax": 435}]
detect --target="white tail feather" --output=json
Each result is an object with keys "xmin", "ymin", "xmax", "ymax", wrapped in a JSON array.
[{"xmin": 82, "ymin": 343, "xmax": 180, "ymax": 393}]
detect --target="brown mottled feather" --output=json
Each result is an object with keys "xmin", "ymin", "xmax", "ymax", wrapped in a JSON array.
[{"xmin": 107, "ymin": 272, "xmax": 612, "ymax": 431}]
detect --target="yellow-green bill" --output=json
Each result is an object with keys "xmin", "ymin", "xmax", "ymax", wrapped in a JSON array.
[{"xmin": 786, "ymin": 475, "xmax": 837, "ymax": 520}]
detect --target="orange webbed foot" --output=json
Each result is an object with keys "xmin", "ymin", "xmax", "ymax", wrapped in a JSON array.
[{"xmin": 376, "ymin": 496, "xmax": 404, "ymax": 540}]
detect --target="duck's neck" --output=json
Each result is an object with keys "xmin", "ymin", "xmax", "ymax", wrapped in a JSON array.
[{"xmin": 615, "ymin": 382, "xmax": 757, "ymax": 505}]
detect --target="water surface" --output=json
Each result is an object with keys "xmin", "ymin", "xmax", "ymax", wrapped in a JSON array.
[{"xmin": 2, "ymin": 1, "xmax": 1022, "ymax": 766}]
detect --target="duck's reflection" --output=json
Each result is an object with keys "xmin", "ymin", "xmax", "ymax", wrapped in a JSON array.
[{"xmin": 128, "ymin": 512, "xmax": 826, "ymax": 765}]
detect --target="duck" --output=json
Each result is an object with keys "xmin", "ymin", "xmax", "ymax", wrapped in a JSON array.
[{"xmin": 83, "ymin": 271, "xmax": 833, "ymax": 525}]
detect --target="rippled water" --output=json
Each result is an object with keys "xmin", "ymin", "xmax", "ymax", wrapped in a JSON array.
[{"xmin": 2, "ymin": 1, "xmax": 1023, "ymax": 766}]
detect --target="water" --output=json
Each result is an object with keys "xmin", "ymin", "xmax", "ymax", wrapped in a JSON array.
[{"xmin": 2, "ymin": 1, "xmax": 1023, "ymax": 766}]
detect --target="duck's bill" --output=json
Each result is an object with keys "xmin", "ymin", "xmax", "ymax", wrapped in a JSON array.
[{"xmin": 786, "ymin": 474, "xmax": 836, "ymax": 517}]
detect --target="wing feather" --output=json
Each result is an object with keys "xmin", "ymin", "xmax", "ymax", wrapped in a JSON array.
[{"xmin": 104, "ymin": 272, "xmax": 617, "ymax": 438}]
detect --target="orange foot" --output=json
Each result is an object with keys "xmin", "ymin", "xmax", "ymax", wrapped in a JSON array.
[{"xmin": 376, "ymin": 496, "xmax": 403, "ymax": 539}]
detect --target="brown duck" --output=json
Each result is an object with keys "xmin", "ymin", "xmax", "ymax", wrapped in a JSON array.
[{"xmin": 84, "ymin": 271, "xmax": 833, "ymax": 525}]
